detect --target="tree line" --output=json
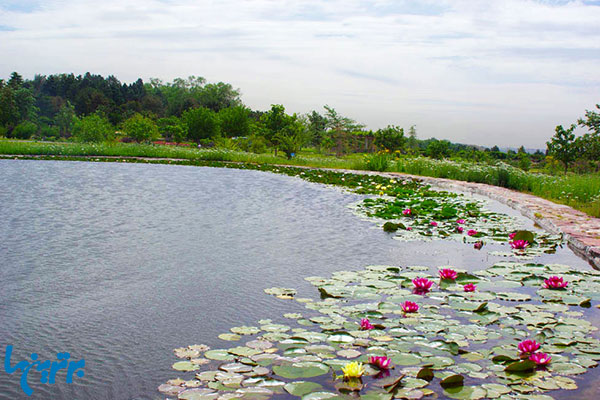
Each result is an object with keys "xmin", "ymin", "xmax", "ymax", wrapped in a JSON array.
[{"xmin": 0, "ymin": 71, "xmax": 598, "ymax": 170}]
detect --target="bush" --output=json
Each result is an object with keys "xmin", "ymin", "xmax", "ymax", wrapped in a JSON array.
[
  {"xmin": 72, "ymin": 113, "xmax": 114, "ymax": 143},
  {"xmin": 122, "ymin": 113, "xmax": 159, "ymax": 143},
  {"xmin": 182, "ymin": 107, "xmax": 220, "ymax": 143},
  {"xmin": 0, "ymin": 125, "xmax": 7, "ymax": 137},
  {"xmin": 12, "ymin": 121, "xmax": 38, "ymax": 139},
  {"xmin": 363, "ymin": 151, "xmax": 391, "ymax": 172},
  {"xmin": 39, "ymin": 124, "xmax": 60, "ymax": 140}
]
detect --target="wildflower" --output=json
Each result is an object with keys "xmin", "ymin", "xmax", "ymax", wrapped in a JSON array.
[
  {"xmin": 402, "ymin": 208, "xmax": 411, "ymax": 216},
  {"xmin": 543, "ymin": 276, "xmax": 568, "ymax": 289},
  {"xmin": 474, "ymin": 241, "xmax": 483, "ymax": 250},
  {"xmin": 342, "ymin": 362, "xmax": 365, "ymax": 379},
  {"xmin": 401, "ymin": 301, "xmax": 419, "ymax": 313},
  {"xmin": 457, "ymin": 219, "xmax": 466, "ymax": 224},
  {"xmin": 439, "ymin": 268, "xmax": 457, "ymax": 280},
  {"xmin": 369, "ymin": 356, "xmax": 391, "ymax": 370},
  {"xmin": 456, "ymin": 226, "xmax": 464, "ymax": 233},
  {"xmin": 359, "ymin": 318, "xmax": 374, "ymax": 330},
  {"xmin": 463, "ymin": 283, "xmax": 477, "ymax": 292},
  {"xmin": 412, "ymin": 277, "xmax": 433, "ymax": 292},
  {"xmin": 529, "ymin": 352, "xmax": 552, "ymax": 365},
  {"xmin": 467, "ymin": 229, "xmax": 477, "ymax": 236},
  {"xmin": 510, "ymin": 240, "xmax": 529, "ymax": 249},
  {"xmin": 430, "ymin": 221, "xmax": 438, "ymax": 227},
  {"xmin": 518, "ymin": 340, "xmax": 540, "ymax": 355}
]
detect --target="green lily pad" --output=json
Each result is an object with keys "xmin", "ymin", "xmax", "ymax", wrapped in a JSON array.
[
  {"xmin": 272, "ymin": 362, "xmax": 330, "ymax": 379},
  {"xmin": 284, "ymin": 381, "xmax": 324, "ymax": 396},
  {"xmin": 172, "ymin": 361, "xmax": 200, "ymax": 372}
]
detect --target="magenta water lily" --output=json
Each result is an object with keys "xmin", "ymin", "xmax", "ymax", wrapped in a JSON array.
[
  {"xmin": 456, "ymin": 219, "xmax": 465, "ymax": 224},
  {"xmin": 359, "ymin": 318, "xmax": 374, "ymax": 330},
  {"xmin": 467, "ymin": 229, "xmax": 478, "ymax": 236},
  {"xmin": 543, "ymin": 276, "xmax": 568, "ymax": 289},
  {"xmin": 402, "ymin": 208, "xmax": 411, "ymax": 216},
  {"xmin": 412, "ymin": 277, "xmax": 433, "ymax": 292},
  {"xmin": 438, "ymin": 268, "xmax": 457, "ymax": 280},
  {"xmin": 456, "ymin": 226, "xmax": 464, "ymax": 233},
  {"xmin": 430, "ymin": 221, "xmax": 438, "ymax": 227},
  {"xmin": 401, "ymin": 301, "xmax": 419, "ymax": 313},
  {"xmin": 474, "ymin": 241, "xmax": 483, "ymax": 250},
  {"xmin": 463, "ymin": 283, "xmax": 476, "ymax": 292},
  {"xmin": 529, "ymin": 352, "xmax": 552, "ymax": 366},
  {"xmin": 368, "ymin": 356, "xmax": 391, "ymax": 370},
  {"xmin": 510, "ymin": 240, "xmax": 529, "ymax": 249},
  {"xmin": 518, "ymin": 339, "xmax": 541, "ymax": 354}
]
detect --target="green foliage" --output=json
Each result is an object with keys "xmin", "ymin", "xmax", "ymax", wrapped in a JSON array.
[
  {"xmin": 12, "ymin": 121, "xmax": 37, "ymax": 139},
  {"xmin": 260, "ymin": 104, "xmax": 294, "ymax": 146},
  {"xmin": 39, "ymin": 124, "xmax": 60, "ymax": 140},
  {"xmin": 275, "ymin": 119, "xmax": 312, "ymax": 159},
  {"xmin": 55, "ymin": 102, "xmax": 76, "ymax": 137},
  {"xmin": 157, "ymin": 116, "xmax": 188, "ymax": 142},
  {"xmin": 0, "ymin": 125, "xmax": 7, "ymax": 137},
  {"xmin": 182, "ymin": 107, "xmax": 220, "ymax": 143},
  {"xmin": 546, "ymin": 124, "xmax": 578, "ymax": 172},
  {"xmin": 363, "ymin": 151, "xmax": 391, "ymax": 171},
  {"xmin": 218, "ymin": 106, "xmax": 251, "ymax": 137},
  {"xmin": 72, "ymin": 113, "xmax": 113, "ymax": 142},
  {"xmin": 122, "ymin": 113, "xmax": 159, "ymax": 142},
  {"xmin": 426, "ymin": 139, "xmax": 451, "ymax": 159},
  {"xmin": 374, "ymin": 125, "xmax": 405, "ymax": 151}
]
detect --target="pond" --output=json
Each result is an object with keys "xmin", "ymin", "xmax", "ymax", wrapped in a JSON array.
[{"xmin": 0, "ymin": 159, "xmax": 597, "ymax": 400}]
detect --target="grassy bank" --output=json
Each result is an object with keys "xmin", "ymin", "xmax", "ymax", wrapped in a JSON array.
[{"xmin": 1, "ymin": 139, "xmax": 599, "ymax": 217}]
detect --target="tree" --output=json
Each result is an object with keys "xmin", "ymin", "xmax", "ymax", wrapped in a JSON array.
[
  {"xmin": 374, "ymin": 125, "xmax": 405, "ymax": 152},
  {"xmin": 307, "ymin": 110, "xmax": 328, "ymax": 150},
  {"xmin": 55, "ymin": 101, "xmax": 76, "ymax": 137},
  {"xmin": 275, "ymin": 118, "xmax": 311, "ymax": 159},
  {"xmin": 12, "ymin": 121, "xmax": 37, "ymax": 139},
  {"xmin": 158, "ymin": 116, "xmax": 188, "ymax": 142},
  {"xmin": 259, "ymin": 104, "xmax": 294, "ymax": 150},
  {"xmin": 407, "ymin": 125, "xmax": 419, "ymax": 153},
  {"xmin": 218, "ymin": 106, "xmax": 251, "ymax": 137},
  {"xmin": 426, "ymin": 139, "xmax": 451, "ymax": 159},
  {"xmin": 577, "ymin": 104, "xmax": 600, "ymax": 162},
  {"xmin": 122, "ymin": 113, "xmax": 159, "ymax": 142},
  {"xmin": 182, "ymin": 107, "xmax": 220, "ymax": 143},
  {"xmin": 546, "ymin": 124, "xmax": 578, "ymax": 172},
  {"xmin": 72, "ymin": 113, "xmax": 113, "ymax": 142},
  {"xmin": 578, "ymin": 104, "xmax": 600, "ymax": 135}
]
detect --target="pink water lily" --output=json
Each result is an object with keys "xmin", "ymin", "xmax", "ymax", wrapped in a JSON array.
[
  {"xmin": 406, "ymin": 226, "xmax": 413, "ymax": 231},
  {"xmin": 439, "ymin": 268, "xmax": 457, "ymax": 280},
  {"xmin": 369, "ymin": 356, "xmax": 391, "ymax": 370},
  {"xmin": 510, "ymin": 240, "xmax": 529, "ymax": 249},
  {"xmin": 467, "ymin": 229, "xmax": 478, "ymax": 236},
  {"xmin": 430, "ymin": 221, "xmax": 438, "ymax": 227},
  {"xmin": 456, "ymin": 226, "xmax": 464, "ymax": 233},
  {"xmin": 518, "ymin": 339, "xmax": 540, "ymax": 354},
  {"xmin": 402, "ymin": 208, "xmax": 412, "ymax": 216},
  {"xmin": 473, "ymin": 241, "xmax": 483, "ymax": 250},
  {"xmin": 543, "ymin": 276, "xmax": 568, "ymax": 289},
  {"xmin": 509, "ymin": 232, "xmax": 517, "ymax": 240},
  {"xmin": 456, "ymin": 219, "xmax": 466, "ymax": 224},
  {"xmin": 401, "ymin": 301, "xmax": 419, "ymax": 313},
  {"xmin": 463, "ymin": 283, "xmax": 477, "ymax": 292},
  {"xmin": 359, "ymin": 318, "xmax": 374, "ymax": 330},
  {"xmin": 529, "ymin": 352, "xmax": 552, "ymax": 365},
  {"xmin": 412, "ymin": 277, "xmax": 433, "ymax": 292}
]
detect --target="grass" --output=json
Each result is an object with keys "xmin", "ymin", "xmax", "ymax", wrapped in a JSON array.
[{"xmin": 1, "ymin": 139, "xmax": 599, "ymax": 217}]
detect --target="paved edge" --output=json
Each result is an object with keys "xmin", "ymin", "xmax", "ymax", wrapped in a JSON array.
[{"xmin": 3, "ymin": 153, "xmax": 599, "ymax": 268}]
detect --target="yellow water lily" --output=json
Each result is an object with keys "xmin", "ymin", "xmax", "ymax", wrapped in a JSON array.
[{"xmin": 342, "ymin": 361, "xmax": 365, "ymax": 379}]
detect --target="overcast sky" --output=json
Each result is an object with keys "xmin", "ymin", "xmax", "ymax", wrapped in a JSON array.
[{"xmin": 1, "ymin": 0, "xmax": 599, "ymax": 148}]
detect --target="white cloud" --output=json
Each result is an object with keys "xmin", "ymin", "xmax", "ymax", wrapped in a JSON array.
[{"xmin": 1, "ymin": 0, "xmax": 598, "ymax": 147}]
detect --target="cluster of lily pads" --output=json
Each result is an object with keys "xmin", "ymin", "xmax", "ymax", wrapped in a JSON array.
[{"xmin": 160, "ymin": 261, "xmax": 600, "ymax": 400}]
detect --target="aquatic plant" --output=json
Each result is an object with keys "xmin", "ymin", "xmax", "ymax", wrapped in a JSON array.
[
  {"xmin": 359, "ymin": 318, "xmax": 374, "ymax": 330},
  {"xmin": 341, "ymin": 362, "xmax": 365, "ymax": 379},
  {"xmin": 401, "ymin": 301, "xmax": 419, "ymax": 313},
  {"xmin": 529, "ymin": 352, "xmax": 552, "ymax": 365},
  {"xmin": 463, "ymin": 283, "xmax": 477, "ymax": 292},
  {"xmin": 543, "ymin": 276, "xmax": 568, "ymax": 289},
  {"xmin": 439, "ymin": 268, "xmax": 457, "ymax": 280},
  {"xmin": 510, "ymin": 240, "xmax": 529, "ymax": 249},
  {"xmin": 368, "ymin": 356, "xmax": 391, "ymax": 370},
  {"xmin": 518, "ymin": 340, "xmax": 541, "ymax": 355},
  {"xmin": 412, "ymin": 277, "xmax": 433, "ymax": 291}
]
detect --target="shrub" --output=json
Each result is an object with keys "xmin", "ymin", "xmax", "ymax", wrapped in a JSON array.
[
  {"xmin": 122, "ymin": 113, "xmax": 159, "ymax": 143},
  {"xmin": 182, "ymin": 107, "xmax": 220, "ymax": 143},
  {"xmin": 72, "ymin": 113, "xmax": 114, "ymax": 143},
  {"xmin": 12, "ymin": 121, "xmax": 38, "ymax": 139}
]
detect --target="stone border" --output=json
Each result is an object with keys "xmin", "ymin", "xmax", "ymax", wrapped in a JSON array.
[{"xmin": 3, "ymin": 154, "xmax": 599, "ymax": 267}]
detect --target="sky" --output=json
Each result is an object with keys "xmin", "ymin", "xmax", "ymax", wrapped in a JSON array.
[{"xmin": 0, "ymin": 0, "xmax": 599, "ymax": 148}]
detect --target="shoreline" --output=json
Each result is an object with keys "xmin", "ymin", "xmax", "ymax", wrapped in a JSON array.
[{"xmin": 3, "ymin": 153, "xmax": 599, "ymax": 268}]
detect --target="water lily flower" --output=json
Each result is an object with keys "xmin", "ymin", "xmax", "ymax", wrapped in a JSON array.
[
  {"xmin": 457, "ymin": 219, "xmax": 466, "ymax": 224},
  {"xmin": 463, "ymin": 283, "xmax": 477, "ymax": 292},
  {"xmin": 401, "ymin": 301, "xmax": 419, "ymax": 313},
  {"xmin": 529, "ymin": 352, "xmax": 552, "ymax": 365},
  {"xmin": 543, "ymin": 276, "xmax": 568, "ymax": 289},
  {"xmin": 342, "ymin": 361, "xmax": 365, "ymax": 379},
  {"xmin": 402, "ymin": 208, "xmax": 411, "ymax": 216},
  {"xmin": 518, "ymin": 339, "xmax": 540, "ymax": 354},
  {"xmin": 359, "ymin": 318, "xmax": 374, "ymax": 330},
  {"xmin": 439, "ymin": 268, "xmax": 457, "ymax": 280},
  {"xmin": 510, "ymin": 240, "xmax": 529, "ymax": 249},
  {"xmin": 509, "ymin": 232, "xmax": 517, "ymax": 240},
  {"xmin": 474, "ymin": 241, "xmax": 483, "ymax": 250},
  {"xmin": 412, "ymin": 277, "xmax": 433, "ymax": 292},
  {"xmin": 456, "ymin": 226, "xmax": 464, "ymax": 233},
  {"xmin": 369, "ymin": 356, "xmax": 391, "ymax": 370},
  {"xmin": 430, "ymin": 221, "xmax": 438, "ymax": 227},
  {"xmin": 467, "ymin": 229, "xmax": 478, "ymax": 236},
  {"xmin": 406, "ymin": 227, "xmax": 413, "ymax": 231}
]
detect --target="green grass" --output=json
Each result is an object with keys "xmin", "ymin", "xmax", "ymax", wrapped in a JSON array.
[{"xmin": 1, "ymin": 139, "xmax": 599, "ymax": 217}]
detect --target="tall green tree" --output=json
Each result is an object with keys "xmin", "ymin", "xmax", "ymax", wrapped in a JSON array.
[
  {"xmin": 374, "ymin": 125, "xmax": 405, "ymax": 152},
  {"xmin": 72, "ymin": 112, "xmax": 114, "ymax": 142},
  {"xmin": 55, "ymin": 101, "xmax": 76, "ymax": 137},
  {"xmin": 182, "ymin": 107, "xmax": 220, "ymax": 143},
  {"xmin": 546, "ymin": 124, "xmax": 578, "ymax": 172},
  {"xmin": 218, "ymin": 106, "xmax": 251, "ymax": 137},
  {"xmin": 122, "ymin": 113, "xmax": 159, "ymax": 142}
]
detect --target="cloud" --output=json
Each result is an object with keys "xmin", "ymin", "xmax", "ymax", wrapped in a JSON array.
[{"xmin": 0, "ymin": 0, "xmax": 599, "ymax": 147}]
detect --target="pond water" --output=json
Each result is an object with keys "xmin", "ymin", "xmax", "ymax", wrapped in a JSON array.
[{"xmin": 0, "ymin": 160, "xmax": 596, "ymax": 400}]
